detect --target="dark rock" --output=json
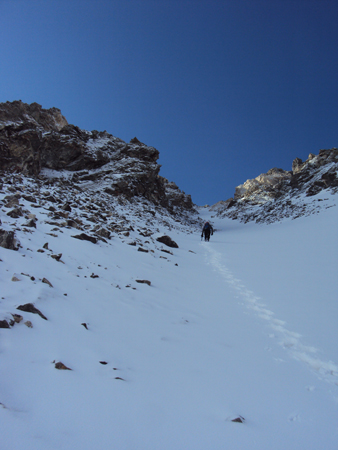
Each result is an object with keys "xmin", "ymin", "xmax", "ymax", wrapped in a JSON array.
[
  {"xmin": 7, "ymin": 207, "xmax": 23, "ymax": 218},
  {"xmin": 24, "ymin": 218, "xmax": 36, "ymax": 228},
  {"xmin": 62, "ymin": 203, "xmax": 72, "ymax": 212},
  {"xmin": 42, "ymin": 277, "xmax": 53, "ymax": 287},
  {"xmin": 66, "ymin": 219, "xmax": 80, "ymax": 228},
  {"xmin": 156, "ymin": 235, "xmax": 179, "ymax": 248},
  {"xmin": 51, "ymin": 253, "xmax": 62, "ymax": 261},
  {"xmin": 227, "ymin": 199, "xmax": 236, "ymax": 209},
  {"xmin": 5, "ymin": 197, "xmax": 20, "ymax": 208},
  {"xmin": 71, "ymin": 233, "xmax": 97, "ymax": 244},
  {"xmin": 231, "ymin": 416, "xmax": 245, "ymax": 423},
  {"xmin": 17, "ymin": 303, "xmax": 48, "ymax": 320},
  {"xmin": 0, "ymin": 320, "xmax": 10, "ymax": 328},
  {"xmin": 130, "ymin": 137, "xmax": 142, "ymax": 144},
  {"xmin": 138, "ymin": 247, "xmax": 149, "ymax": 253},
  {"xmin": 161, "ymin": 249, "xmax": 173, "ymax": 255},
  {"xmin": 0, "ymin": 229, "xmax": 19, "ymax": 250},
  {"xmin": 45, "ymin": 196, "xmax": 57, "ymax": 203},
  {"xmin": 22, "ymin": 194, "xmax": 37, "ymax": 203},
  {"xmin": 135, "ymin": 279, "xmax": 151, "ymax": 286},
  {"xmin": 55, "ymin": 362, "xmax": 72, "ymax": 370},
  {"xmin": 95, "ymin": 228, "xmax": 111, "ymax": 239}
]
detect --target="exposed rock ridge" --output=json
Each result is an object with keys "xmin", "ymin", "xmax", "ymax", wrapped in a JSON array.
[
  {"xmin": 0, "ymin": 101, "xmax": 195, "ymax": 215},
  {"xmin": 234, "ymin": 167, "xmax": 292, "ymax": 201},
  {"xmin": 213, "ymin": 148, "xmax": 338, "ymax": 223},
  {"xmin": 0, "ymin": 100, "xmax": 68, "ymax": 132}
]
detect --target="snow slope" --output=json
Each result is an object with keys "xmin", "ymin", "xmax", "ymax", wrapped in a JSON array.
[{"xmin": 0, "ymin": 190, "xmax": 337, "ymax": 450}]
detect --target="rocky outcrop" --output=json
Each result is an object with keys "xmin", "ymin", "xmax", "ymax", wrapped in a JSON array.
[
  {"xmin": 0, "ymin": 101, "xmax": 196, "ymax": 215},
  {"xmin": 213, "ymin": 148, "xmax": 338, "ymax": 223},
  {"xmin": 0, "ymin": 100, "xmax": 68, "ymax": 132},
  {"xmin": 234, "ymin": 168, "xmax": 292, "ymax": 202},
  {"xmin": 161, "ymin": 178, "xmax": 194, "ymax": 211}
]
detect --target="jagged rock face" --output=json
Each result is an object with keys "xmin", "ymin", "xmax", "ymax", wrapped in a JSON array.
[
  {"xmin": 160, "ymin": 178, "xmax": 194, "ymax": 210},
  {"xmin": 0, "ymin": 100, "xmax": 68, "ymax": 132},
  {"xmin": 234, "ymin": 167, "xmax": 292, "ymax": 201},
  {"xmin": 290, "ymin": 149, "xmax": 338, "ymax": 195},
  {"xmin": 0, "ymin": 101, "xmax": 195, "ymax": 213},
  {"xmin": 214, "ymin": 148, "xmax": 338, "ymax": 223}
]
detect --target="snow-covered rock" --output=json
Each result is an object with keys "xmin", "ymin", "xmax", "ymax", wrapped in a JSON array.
[
  {"xmin": 212, "ymin": 148, "xmax": 338, "ymax": 223},
  {"xmin": 0, "ymin": 101, "xmax": 196, "ymax": 214}
]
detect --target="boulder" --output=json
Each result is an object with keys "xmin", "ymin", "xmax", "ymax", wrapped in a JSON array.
[
  {"xmin": 7, "ymin": 207, "xmax": 23, "ymax": 218},
  {"xmin": 71, "ymin": 233, "xmax": 97, "ymax": 244},
  {"xmin": 0, "ymin": 230, "xmax": 19, "ymax": 250},
  {"xmin": 156, "ymin": 235, "xmax": 179, "ymax": 248},
  {"xmin": 95, "ymin": 228, "xmax": 111, "ymax": 239},
  {"xmin": 24, "ymin": 218, "xmax": 37, "ymax": 228},
  {"xmin": 0, "ymin": 320, "xmax": 10, "ymax": 328},
  {"xmin": 55, "ymin": 362, "xmax": 72, "ymax": 370}
]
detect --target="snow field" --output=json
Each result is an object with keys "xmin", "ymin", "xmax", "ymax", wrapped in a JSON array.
[{"xmin": 0, "ymin": 193, "xmax": 338, "ymax": 449}]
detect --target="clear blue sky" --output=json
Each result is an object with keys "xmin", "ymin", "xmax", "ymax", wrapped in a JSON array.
[{"xmin": 1, "ymin": 0, "xmax": 337, "ymax": 205}]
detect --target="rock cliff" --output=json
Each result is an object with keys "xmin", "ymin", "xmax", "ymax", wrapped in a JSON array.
[
  {"xmin": 0, "ymin": 101, "xmax": 195, "ymax": 216},
  {"xmin": 212, "ymin": 149, "xmax": 338, "ymax": 223}
]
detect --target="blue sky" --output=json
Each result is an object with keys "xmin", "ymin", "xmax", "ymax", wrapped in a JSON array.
[{"xmin": 1, "ymin": 0, "xmax": 337, "ymax": 205}]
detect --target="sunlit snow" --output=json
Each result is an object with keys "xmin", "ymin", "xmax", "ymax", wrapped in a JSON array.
[{"xmin": 0, "ymin": 189, "xmax": 337, "ymax": 450}]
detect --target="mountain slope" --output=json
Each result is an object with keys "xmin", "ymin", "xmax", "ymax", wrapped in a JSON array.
[
  {"xmin": 0, "ymin": 100, "xmax": 337, "ymax": 449},
  {"xmin": 1, "ymin": 176, "xmax": 337, "ymax": 450}
]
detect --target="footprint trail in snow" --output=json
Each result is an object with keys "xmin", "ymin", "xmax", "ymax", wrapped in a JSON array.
[{"xmin": 203, "ymin": 243, "xmax": 338, "ymax": 388}]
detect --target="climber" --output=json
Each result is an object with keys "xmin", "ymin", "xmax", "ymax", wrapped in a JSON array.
[{"xmin": 201, "ymin": 221, "xmax": 213, "ymax": 241}]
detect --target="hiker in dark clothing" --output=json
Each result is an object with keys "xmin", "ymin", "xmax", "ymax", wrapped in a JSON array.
[{"xmin": 201, "ymin": 221, "xmax": 213, "ymax": 241}]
